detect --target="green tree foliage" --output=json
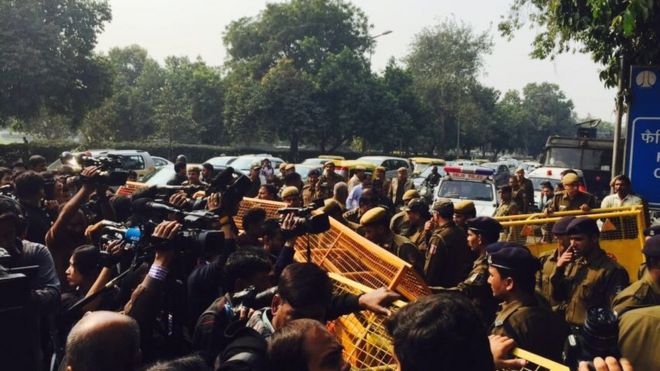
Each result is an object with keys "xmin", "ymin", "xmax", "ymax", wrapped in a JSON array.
[
  {"xmin": 500, "ymin": 0, "xmax": 660, "ymax": 89},
  {"xmin": 405, "ymin": 19, "xmax": 493, "ymax": 155},
  {"xmin": 0, "ymin": 0, "xmax": 112, "ymax": 125},
  {"xmin": 224, "ymin": 0, "xmax": 372, "ymax": 77},
  {"xmin": 498, "ymin": 82, "xmax": 576, "ymax": 156},
  {"xmin": 80, "ymin": 45, "xmax": 164, "ymax": 143}
]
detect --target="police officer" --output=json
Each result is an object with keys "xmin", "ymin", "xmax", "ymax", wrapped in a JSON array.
[
  {"xmin": 515, "ymin": 167, "xmax": 534, "ymax": 211},
  {"xmin": 549, "ymin": 218, "xmax": 629, "ymax": 327},
  {"xmin": 493, "ymin": 185, "xmax": 519, "ymax": 242},
  {"xmin": 435, "ymin": 217, "xmax": 502, "ymax": 325},
  {"xmin": 546, "ymin": 173, "xmax": 597, "ymax": 214},
  {"xmin": 488, "ymin": 242, "xmax": 568, "ymax": 362},
  {"xmin": 422, "ymin": 199, "xmax": 470, "ymax": 287},
  {"xmin": 453, "ymin": 200, "xmax": 476, "ymax": 232},
  {"xmin": 400, "ymin": 198, "xmax": 430, "ymax": 248},
  {"xmin": 281, "ymin": 186, "xmax": 302, "ymax": 208},
  {"xmin": 360, "ymin": 207, "xmax": 423, "ymax": 274},
  {"xmin": 388, "ymin": 167, "xmax": 414, "ymax": 209},
  {"xmin": 342, "ymin": 189, "xmax": 379, "ymax": 232},
  {"xmin": 302, "ymin": 169, "xmax": 320, "ymax": 206},
  {"xmin": 317, "ymin": 162, "xmax": 345, "ymax": 200},
  {"xmin": 508, "ymin": 176, "xmax": 528, "ymax": 213},
  {"xmin": 536, "ymin": 216, "xmax": 575, "ymax": 312},
  {"xmin": 390, "ymin": 189, "xmax": 419, "ymax": 235},
  {"xmin": 612, "ymin": 235, "xmax": 660, "ymax": 316}
]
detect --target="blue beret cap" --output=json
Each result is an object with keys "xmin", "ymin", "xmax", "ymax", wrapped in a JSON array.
[
  {"xmin": 552, "ymin": 216, "xmax": 576, "ymax": 235},
  {"xmin": 643, "ymin": 235, "xmax": 660, "ymax": 258},
  {"xmin": 488, "ymin": 244, "xmax": 541, "ymax": 273},
  {"xmin": 566, "ymin": 218, "xmax": 599, "ymax": 236},
  {"xmin": 466, "ymin": 217, "xmax": 502, "ymax": 235}
]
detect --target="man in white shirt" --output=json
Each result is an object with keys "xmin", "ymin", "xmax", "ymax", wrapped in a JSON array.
[
  {"xmin": 601, "ymin": 174, "xmax": 643, "ymax": 208},
  {"xmin": 601, "ymin": 174, "xmax": 646, "ymax": 239}
]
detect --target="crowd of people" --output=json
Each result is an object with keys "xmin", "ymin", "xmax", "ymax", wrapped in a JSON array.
[{"xmin": 0, "ymin": 154, "xmax": 657, "ymax": 371}]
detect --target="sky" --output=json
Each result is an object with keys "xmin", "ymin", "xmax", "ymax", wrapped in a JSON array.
[{"xmin": 95, "ymin": 0, "xmax": 617, "ymax": 122}]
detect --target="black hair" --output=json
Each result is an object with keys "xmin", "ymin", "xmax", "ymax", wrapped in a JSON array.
[
  {"xmin": 71, "ymin": 245, "xmax": 102, "ymax": 278},
  {"xmin": 385, "ymin": 293, "xmax": 494, "ymax": 371},
  {"xmin": 269, "ymin": 319, "xmax": 322, "ymax": 371},
  {"xmin": 13, "ymin": 170, "xmax": 45, "ymax": 199},
  {"xmin": 358, "ymin": 189, "xmax": 379, "ymax": 207},
  {"xmin": 145, "ymin": 355, "xmax": 210, "ymax": 371},
  {"xmin": 242, "ymin": 207, "xmax": 267, "ymax": 232},
  {"xmin": 278, "ymin": 263, "xmax": 332, "ymax": 313},
  {"xmin": 28, "ymin": 154, "xmax": 46, "ymax": 169},
  {"xmin": 260, "ymin": 184, "xmax": 278, "ymax": 198},
  {"xmin": 127, "ymin": 170, "xmax": 138, "ymax": 178},
  {"xmin": 262, "ymin": 218, "xmax": 282, "ymax": 240},
  {"xmin": 202, "ymin": 163, "xmax": 213, "ymax": 171},
  {"xmin": 493, "ymin": 266, "xmax": 536, "ymax": 294},
  {"xmin": 475, "ymin": 228, "xmax": 499, "ymax": 245},
  {"xmin": 224, "ymin": 247, "xmax": 272, "ymax": 291},
  {"xmin": 0, "ymin": 166, "xmax": 11, "ymax": 179},
  {"xmin": 174, "ymin": 162, "xmax": 186, "ymax": 173},
  {"xmin": 284, "ymin": 172, "xmax": 302, "ymax": 186}
]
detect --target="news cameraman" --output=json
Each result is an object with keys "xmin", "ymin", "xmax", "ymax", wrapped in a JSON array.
[
  {"xmin": 14, "ymin": 170, "xmax": 53, "ymax": 244},
  {"xmin": 46, "ymin": 166, "xmax": 102, "ymax": 287},
  {"xmin": 0, "ymin": 195, "xmax": 60, "ymax": 370}
]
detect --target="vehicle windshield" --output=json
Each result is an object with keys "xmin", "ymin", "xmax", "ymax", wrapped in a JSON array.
[
  {"xmin": 207, "ymin": 157, "xmax": 236, "ymax": 166},
  {"xmin": 437, "ymin": 180, "xmax": 493, "ymax": 201},
  {"xmin": 529, "ymin": 177, "xmax": 557, "ymax": 191},
  {"xmin": 417, "ymin": 166, "xmax": 446, "ymax": 179},
  {"xmin": 545, "ymin": 147, "xmax": 611, "ymax": 171},
  {"xmin": 230, "ymin": 157, "xmax": 260, "ymax": 170},
  {"xmin": 301, "ymin": 158, "xmax": 327, "ymax": 166},
  {"xmin": 143, "ymin": 168, "xmax": 174, "ymax": 185},
  {"xmin": 356, "ymin": 157, "xmax": 382, "ymax": 166}
]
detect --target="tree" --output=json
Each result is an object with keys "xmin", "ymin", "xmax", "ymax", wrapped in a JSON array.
[
  {"xmin": 518, "ymin": 82, "xmax": 576, "ymax": 155},
  {"xmin": 223, "ymin": 0, "xmax": 372, "ymax": 78},
  {"xmin": 80, "ymin": 46, "xmax": 164, "ymax": 143},
  {"xmin": 499, "ymin": 0, "xmax": 660, "ymax": 89},
  {"xmin": 405, "ymin": 19, "xmax": 493, "ymax": 156},
  {"xmin": 0, "ymin": 0, "xmax": 112, "ymax": 125}
]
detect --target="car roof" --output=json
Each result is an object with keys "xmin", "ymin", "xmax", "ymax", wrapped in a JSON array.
[{"xmin": 528, "ymin": 167, "xmax": 584, "ymax": 178}]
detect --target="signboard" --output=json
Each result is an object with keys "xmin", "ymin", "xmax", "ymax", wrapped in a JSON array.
[{"xmin": 626, "ymin": 66, "xmax": 660, "ymax": 209}]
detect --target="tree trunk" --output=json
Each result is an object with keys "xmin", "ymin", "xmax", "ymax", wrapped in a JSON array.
[{"xmin": 290, "ymin": 133, "xmax": 299, "ymax": 162}]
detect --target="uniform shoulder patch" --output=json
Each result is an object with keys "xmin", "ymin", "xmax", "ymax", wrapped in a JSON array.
[{"xmin": 468, "ymin": 272, "xmax": 487, "ymax": 286}]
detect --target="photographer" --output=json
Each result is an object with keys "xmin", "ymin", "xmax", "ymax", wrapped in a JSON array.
[
  {"xmin": 0, "ymin": 195, "xmax": 60, "ymax": 370},
  {"xmin": 237, "ymin": 207, "xmax": 267, "ymax": 248},
  {"xmin": 46, "ymin": 166, "xmax": 101, "ymax": 287},
  {"xmin": 192, "ymin": 247, "xmax": 273, "ymax": 364},
  {"xmin": 14, "ymin": 170, "xmax": 53, "ymax": 244}
]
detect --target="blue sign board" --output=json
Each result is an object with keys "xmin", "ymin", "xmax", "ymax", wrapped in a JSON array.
[{"xmin": 626, "ymin": 66, "xmax": 660, "ymax": 208}]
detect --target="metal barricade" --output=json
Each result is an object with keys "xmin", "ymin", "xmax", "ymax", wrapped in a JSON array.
[{"xmin": 495, "ymin": 205, "xmax": 646, "ymax": 280}]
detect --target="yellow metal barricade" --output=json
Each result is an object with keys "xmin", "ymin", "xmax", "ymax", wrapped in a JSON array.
[{"xmin": 495, "ymin": 205, "xmax": 646, "ymax": 280}]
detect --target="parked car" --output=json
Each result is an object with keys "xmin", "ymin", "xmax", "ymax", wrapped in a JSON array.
[
  {"xmin": 435, "ymin": 166, "xmax": 498, "ymax": 217},
  {"xmin": 205, "ymin": 156, "xmax": 238, "ymax": 172},
  {"xmin": 527, "ymin": 167, "xmax": 586, "ymax": 208},
  {"xmin": 140, "ymin": 163, "xmax": 202, "ymax": 186},
  {"xmin": 48, "ymin": 149, "xmax": 156, "ymax": 180},
  {"xmin": 333, "ymin": 160, "xmax": 376, "ymax": 179},
  {"xmin": 481, "ymin": 162, "xmax": 511, "ymax": 187},
  {"xmin": 356, "ymin": 156, "xmax": 412, "ymax": 179},
  {"xmin": 152, "ymin": 156, "xmax": 173, "ymax": 169},
  {"xmin": 229, "ymin": 154, "xmax": 285, "ymax": 175},
  {"xmin": 293, "ymin": 164, "xmax": 323, "ymax": 182},
  {"xmin": 413, "ymin": 165, "xmax": 447, "ymax": 188}
]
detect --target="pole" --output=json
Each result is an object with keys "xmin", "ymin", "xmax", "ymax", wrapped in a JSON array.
[
  {"xmin": 612, "ymin": 54, "xmax": 626, "ymax": 177},
  {"xmin": 456, "ymin": 116, "xmax": 460, "ymax": 158}
]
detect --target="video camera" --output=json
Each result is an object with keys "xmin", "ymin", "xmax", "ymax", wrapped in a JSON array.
[
  {"xmin": 60, "ymin": 152, "xmax": 129, "ymax": 186},
  {"xmin": 276, "ymin": 206, "xmax": 330, "ymax": 239},
  {"xmin": 206, "ymin": 167, "xmax": 252, "ymax": 214},
  {"xmin": 563, "ymin": 307, "xmax": 620, "ymax": 370}
]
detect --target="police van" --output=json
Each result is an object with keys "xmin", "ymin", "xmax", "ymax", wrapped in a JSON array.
[{"xmin": 433, "ymin": 166, "xmax": 498, "ymax": 216}]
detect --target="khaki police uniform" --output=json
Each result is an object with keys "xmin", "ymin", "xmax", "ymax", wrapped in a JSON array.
[
  {"xmin": 511, "ymin": 187, "xmax": 527, "ymax": 213},
  {"xmin": 424, "ymin": 221, "xmax": 470, "ymax": 287},
  {"xmin": 317, "ymin": 171, "xmax": 345, "ymax": 199},
  {"xmin": 536, "ymin": 249, "xmax": 566, "ymax": 312},
  {"xmin": 454, "ymin": 254, "xmax": 499, "ymax": 325},
  {"xmin": 612, "ymin": 271, "xmax": 660, "ymax": 316},
  {"xmin": 383, "ymin": 233, "xmax": 423, "ymax": 274},
  {"xmin": 493, "ymin": 200, "xmax": 519, "ymax": 241},
  {"xmin": 302, "ymin": 183, "xmax": 318, "ymax": 206},
  {"xmin": 491, "ymin": 296, "xmax": 567, "ymax": 362},
  {"xmin": 550, "ymin": 247, "xmax": 629, "ymax": 326},
  {"xmin": 549, "ymin": 190, "xmax": 598, "ymax": 212},
  {"xmin": 618, "ymin": 306, "xmax": 660, "ymax": 371}
]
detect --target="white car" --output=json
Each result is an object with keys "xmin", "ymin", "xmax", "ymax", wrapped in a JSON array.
[
  {"xmin": 434, "ymin": 166, "xmax": 498, "ymax": 217},
  {"xmin": 527, "ymin": 167, "xmax": 586, "ymax": 208},
  {"xmin": 356, "ymin": 156, "xmax": 412, "ymax": 179}
]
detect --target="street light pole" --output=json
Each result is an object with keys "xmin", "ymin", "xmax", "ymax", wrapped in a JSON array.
[{"xmin": 369, "ymin": 30, "xmax": 393, "ymax": 64}]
